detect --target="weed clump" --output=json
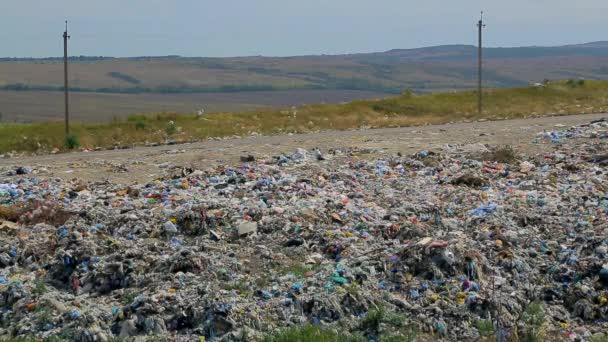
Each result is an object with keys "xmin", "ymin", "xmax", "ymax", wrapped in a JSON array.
[
  {"xmin": 480, "ymin": 146, "xmax": 517, "ymax": 163},
  {"xmin": 566, "ymin": 79, "xmax": 585, "ymax": 88},
  {"xmin": 32, "ymin": 279, "xmax": 48, "ymax": 296},
  {"xmin": 521, "ymin": 301, "xmax": 546, "ymax": 342},
  {"xmin": 261, "ymin": 324, "xmax": 366, "ymax": 342},
  {"xmin": 165, "ymin": 121, "xmax": 177, "ymax": 136},
  {"xmin": 476, "ymin": 319, "xmax": 495, "ymax": 339},
  {"xmin": 360, "ymin": 306, "xmax": 414, "ymax": 341},
  {"xmin": 64, "ymin": 134, "xmax": 80, "ymax": 149},
  {"xmin": 135, "ymin": 119, "xmax": 146, "ymax": 130}
]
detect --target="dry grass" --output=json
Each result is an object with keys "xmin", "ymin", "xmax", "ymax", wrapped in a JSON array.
[
  {"xmin": 1, "ymin": 80, "xmax": 607, "ymax": 154},
  {"xmin": 478, "ymin": 146, "xmax": 518, "ymax": 164}
]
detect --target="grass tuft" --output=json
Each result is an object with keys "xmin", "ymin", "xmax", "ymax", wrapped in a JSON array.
[
  {"xmin": 476, "ymin": 319, "xmax": 495, "ymax": 339},
  {"xmin": 479, "ymin": 145, "xmax": 518, "ymax": 164},
  {"xmin": 261, "ymin": 324, "xmax": 366, "ymax": 342},
  {"xmin": 521, "ymin": 301, "xmax": 546, "ymax": 342},
  {"xmin": 64, "ymin": 134, "xmax": 80, "ymax": 149},
  {"xmin": 135, "ymin": 119, "xmax": 146, "ymax": 130}
]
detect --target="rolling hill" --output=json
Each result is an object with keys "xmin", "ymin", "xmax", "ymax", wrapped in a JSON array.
[{"xmin": 1, "ymin": 42, "xmax": 608, "ymax": 122}]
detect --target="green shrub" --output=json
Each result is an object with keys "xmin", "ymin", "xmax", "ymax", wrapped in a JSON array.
[
  {"xmin": 64, "ymin": 134, "xmax": 80, "ymax": 149},
  {"xmin": 566, "ymin": 79, "xmax": 585, "ymax": 88},
  {"xmin": 360, "ymin": 306, "xmax": 385, "ymax": 332},
  {"xmin": 32, "ymin": 279, "xmax": 48, "ymax": 296},
  {"xmin": 476, "ymin": 319, "xmax": 495, "ymax": 338},
  {"xmin": 521, "ymin": 302, "xmax": 546, "ymax": 342},
  {"xmin": 165, "ymin": 121, "xmax": 177, "ymax": 136},
  {"xmin": 360, "ymin": 306, "xmax": 409, "ymax": 337},
  {"xmin": 122, "ymin": 291, "xmax": 137, "ymax": 305},
  {"xmin": 135, "ymin": 120, "xmax": 146, "ymax": 130}
]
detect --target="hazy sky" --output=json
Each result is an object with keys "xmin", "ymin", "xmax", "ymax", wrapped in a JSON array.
[{"xmin": 2, "ymin": 0, "xmax": 607, "ymax": 57}]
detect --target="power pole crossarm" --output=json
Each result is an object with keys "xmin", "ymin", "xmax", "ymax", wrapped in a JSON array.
[{"xmin": 63, "ymin": 21, "xmax": 70, "ymax": 136}]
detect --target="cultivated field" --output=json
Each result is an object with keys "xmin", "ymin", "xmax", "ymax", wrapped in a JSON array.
[{"xmin": 0, "ymin": 89, "xmax": 389, "ymax": 123}]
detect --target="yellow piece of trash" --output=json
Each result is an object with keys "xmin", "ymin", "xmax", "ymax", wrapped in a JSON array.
[
  {"xmin": 600, "ymin": 297, "xmax": 607, "ymax": 305},
  {"xmin": 560, "ymin": 322, "xmax": 569, "ymax": 329},
  {"xmin": 199, "ymin": 337, "xmax": 206, "ymax": 342},
  {"xmin": 456, "ymin": 292, "xmax": 466, "ymax": 305},
  {"xmin": 168, "ymin": 288, "xmax": 176, "ymax": 294},
  {"xmin": 170, "ymin": 218, "xmax": 177, "ymax": 223},
  {"xmin": 430, "ymin": 293, "xmax": 439, "ymax": 301}
]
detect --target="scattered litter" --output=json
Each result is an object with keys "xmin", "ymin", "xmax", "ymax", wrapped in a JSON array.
[{"xmin": 0, "ymin": 119, "xmax": 606, "ymax": 340}]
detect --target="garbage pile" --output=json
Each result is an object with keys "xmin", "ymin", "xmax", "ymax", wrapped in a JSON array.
[{"xmin": 0, "ymin": 119, "xmax": 607, "ymax": 341}]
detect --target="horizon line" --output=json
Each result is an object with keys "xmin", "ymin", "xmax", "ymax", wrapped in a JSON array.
[{"xmin": 1, "ymin": 40, "xmax": 607, "ymax": 60}]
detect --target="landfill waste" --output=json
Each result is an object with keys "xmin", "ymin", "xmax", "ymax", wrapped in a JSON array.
[{"xmin": 0, "ymin": 118, "xmax": 607, "ymax": 341}]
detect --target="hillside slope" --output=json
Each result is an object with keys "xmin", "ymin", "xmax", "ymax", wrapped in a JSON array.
[
  {"xmin": 2, "ymin": 42, "xmax": 608, "ymax": 95},
  {"xmin": 2, "ymin": 42, "xmax": 608, "ymax": 122}
]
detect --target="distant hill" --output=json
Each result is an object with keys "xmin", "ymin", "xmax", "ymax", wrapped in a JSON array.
[
  {"xmin": 2, "ymin": 42, "xmax": 608, "ymax": 122},
  {"xmin": 2, "ymin": 41, "xmax": 608, "ymax": 95},
  {"xmin": 380, "ymin": 42, "xmax": 608, "ymax": 61}
]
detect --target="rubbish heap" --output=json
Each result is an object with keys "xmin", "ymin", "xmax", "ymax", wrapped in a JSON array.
[{"xmin": 0, "ymin": 118, "xmax": 607, "ymax": 341}]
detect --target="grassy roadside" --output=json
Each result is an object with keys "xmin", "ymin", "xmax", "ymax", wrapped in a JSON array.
[{"xmin": 1, "ymin": 80, "xmax": 606, "ymax": 154}]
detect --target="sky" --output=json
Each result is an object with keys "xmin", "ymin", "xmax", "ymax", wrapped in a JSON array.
[{"xmin": 2, "ymin": 0, "xmax": 608, "ymax": 58}]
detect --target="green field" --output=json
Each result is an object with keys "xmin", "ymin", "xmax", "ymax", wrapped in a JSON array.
[{"xmin": 0, "ymin": 79, "xmax": 605, "ymax": 154}]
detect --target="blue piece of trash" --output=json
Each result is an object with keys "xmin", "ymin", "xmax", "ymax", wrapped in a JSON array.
[
  {"xmin": 169, "ymin": 237, "xmax": 183, "ymax": 249},
  {"xmin": 58, "ymin": 227, "xmax": 69, "ymax": 238},
  {"xmin": 409, "ymin": 289, "xmax": 420, "ymax": 299},
  {"xmin": 69, "ymin": 309, "xmax": 81, "ymax": 320},
  {"xmin": 470, "ymin": 203, "xmax": 497, "ymax": 216}
]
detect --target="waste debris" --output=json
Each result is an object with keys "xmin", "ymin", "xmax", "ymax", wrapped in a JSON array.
[{"xmin": 0, "ymin": 118, "xmax": 607, "ymax": 341}]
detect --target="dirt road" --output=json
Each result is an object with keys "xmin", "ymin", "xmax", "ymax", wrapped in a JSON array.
[{"xmin": 1, "ymin": 113, "xmax": 606, "ymax": 183}]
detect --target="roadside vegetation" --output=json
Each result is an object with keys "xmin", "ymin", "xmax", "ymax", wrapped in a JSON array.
[{"xmin": 1, "ymin": 80, "xmax": 607, "ymax": 154}]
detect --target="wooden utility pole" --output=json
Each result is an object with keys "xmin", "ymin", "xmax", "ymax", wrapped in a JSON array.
[
  {"xmin": 477, "ymin": 12, "xmax": 485, "ymax": 115},
  {"xmin": 63, "ymin": 21, "xmax": 70, "ymax": 136}
]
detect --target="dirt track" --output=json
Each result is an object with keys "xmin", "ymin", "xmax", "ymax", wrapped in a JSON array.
[{"xmin": 1, "ymin": 113, "xmax": 606, "ymax": 183}]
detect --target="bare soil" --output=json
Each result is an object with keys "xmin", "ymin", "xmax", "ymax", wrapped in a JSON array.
[{"xmin": 1, "ymin": 113, "xmax": 605, "ymax": 184}]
